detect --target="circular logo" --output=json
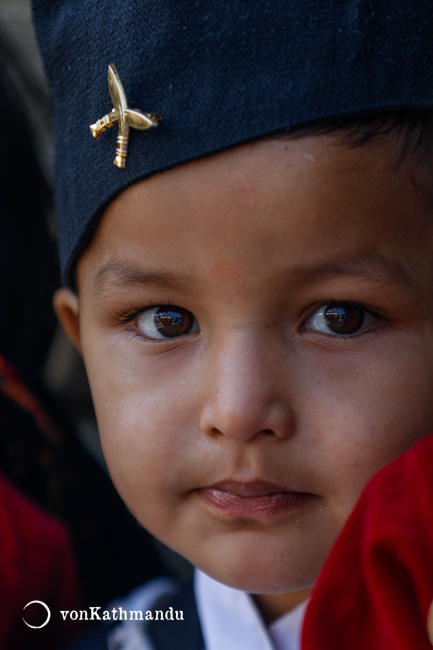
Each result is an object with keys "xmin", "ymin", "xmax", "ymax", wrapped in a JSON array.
[{"xmin": 23, "ymin": 600, "xmax": 51, "ymax": 629}]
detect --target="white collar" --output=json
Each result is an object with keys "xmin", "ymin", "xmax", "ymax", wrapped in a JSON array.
[{"xmin": 195, "ymin": 570, "xmax": 308, "ymax": 650}]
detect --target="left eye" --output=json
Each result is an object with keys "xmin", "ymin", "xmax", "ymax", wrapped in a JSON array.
[
  {"xmin": 137, "ymin": 305, "xmax": 199, "ymax": 340},
  {"xmin": 304, "ymin": 302, "xmax": 377, "ymax": 337}
]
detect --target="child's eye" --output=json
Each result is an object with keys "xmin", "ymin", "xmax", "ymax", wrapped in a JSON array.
[
  {"xmin": 304, "ymin": 302, "xmax": 378, "ymax": 337},
  {"xmin": 137, "ymin": 305, "xmax": 199, "ymax": 340}
]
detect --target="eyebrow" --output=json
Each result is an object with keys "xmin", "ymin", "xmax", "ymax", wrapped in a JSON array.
[
  {"xmin": 92, "ymin": 259, "xmax": 195, "ymax": 294},
  {"xmin": 290, "ymin": 251, "xmax": 412, "ymax": 287},
  {"xmin": 92, "ymin": 250, "xmax": 412, "ymax": 296}
]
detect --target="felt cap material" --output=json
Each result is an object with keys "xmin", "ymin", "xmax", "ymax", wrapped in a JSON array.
[{"xmin": 33, "ymin": 1, "xmax": 433, "ymax": 285}]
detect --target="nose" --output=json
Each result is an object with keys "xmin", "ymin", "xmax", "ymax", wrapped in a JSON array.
[{"xmin": 199, "ymin": 330, "xmax": 295, "ymax": 442}]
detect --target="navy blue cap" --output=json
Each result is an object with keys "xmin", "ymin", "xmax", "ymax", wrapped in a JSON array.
[{"xmin": 33, "ymin": 1, "xmax": 433, "ymax": 286}]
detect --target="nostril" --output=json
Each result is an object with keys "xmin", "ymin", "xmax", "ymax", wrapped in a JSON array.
[{"xmin": 200, "ymin": 397, "xmax": 296, "ymax": 442}]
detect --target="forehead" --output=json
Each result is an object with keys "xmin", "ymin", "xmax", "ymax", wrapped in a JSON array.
[{"xmin": 77, "ymin": 136, "xmax": 432, "ymax": 294}]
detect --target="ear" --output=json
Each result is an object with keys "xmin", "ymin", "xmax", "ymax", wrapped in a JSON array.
[{"xmin": 54, "ymin": 287, "xmax": 82, "ymax": 353}]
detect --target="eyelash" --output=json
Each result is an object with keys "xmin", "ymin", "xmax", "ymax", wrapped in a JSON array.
[{"xmin": 114, "ymin": 302, "xmax": 156, "ymax": 323}]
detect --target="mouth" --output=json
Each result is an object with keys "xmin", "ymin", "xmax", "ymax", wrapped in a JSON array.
[{"xmin": 198, "ymin": 480, "xmax": 316, "ymax": 519}]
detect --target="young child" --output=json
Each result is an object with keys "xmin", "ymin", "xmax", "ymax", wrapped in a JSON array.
[{"xmin": 33, "ymin": 1, "xmax": 433, "ymax": 648}]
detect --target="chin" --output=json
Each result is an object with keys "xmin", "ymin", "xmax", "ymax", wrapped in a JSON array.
[{"xmin": 196, "ymin": 556, "xmax": 317, "ymax": 594}]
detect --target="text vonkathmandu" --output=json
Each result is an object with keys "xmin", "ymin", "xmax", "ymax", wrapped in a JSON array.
[{"xmin": 60, "ymin": 607, "xmax": 184, "ymax": 622}]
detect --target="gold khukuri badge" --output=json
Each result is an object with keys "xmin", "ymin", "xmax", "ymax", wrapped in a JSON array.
[{"xmin": 90, "ymin": 64, "xmax": 161, "ymax": 168}]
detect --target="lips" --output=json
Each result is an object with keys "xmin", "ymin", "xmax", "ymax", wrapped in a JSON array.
[{"xmin": 198, "ymin": 480, "xmax": 313, "ymax": 518}]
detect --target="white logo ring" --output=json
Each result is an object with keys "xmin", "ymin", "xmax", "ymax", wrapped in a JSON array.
[{"xmin": 23, "ymin": 600, "xmax": 51, "ymax": 629}]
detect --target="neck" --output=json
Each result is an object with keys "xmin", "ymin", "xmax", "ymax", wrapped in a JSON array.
[{"xmin": 252, "ymin": 588, "xmax": 312, "ymax": 624}]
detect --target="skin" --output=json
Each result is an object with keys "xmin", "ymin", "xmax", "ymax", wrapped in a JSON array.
[{"xmin": 56, "ymin": 136, "xmax": 433, "ymax": 620}]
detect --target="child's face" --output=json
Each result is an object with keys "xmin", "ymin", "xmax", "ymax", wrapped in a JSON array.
[{"xmin": 58, "ymin": 136, "xmax": 433, "ymax": 599}]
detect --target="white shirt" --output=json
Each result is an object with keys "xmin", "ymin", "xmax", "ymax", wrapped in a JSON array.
[{"xmin": 195, "ymin": 569, "xmax": 307, "ymax": 650}]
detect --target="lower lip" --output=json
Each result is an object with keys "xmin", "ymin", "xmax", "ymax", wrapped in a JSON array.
[{"xmin": 199, "ymin": 488, "xmax": 312, "ymax": 518}]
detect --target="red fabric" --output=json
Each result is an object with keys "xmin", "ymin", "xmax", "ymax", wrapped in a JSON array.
[
  {"xmin": 0, "ymin": 356, "xmax": 60, "ymax": 443},
  {"xmin": 302, "ymin": 433, "xmax": 433, "ymax": 649},
  {"xmin": 0, "ymin": 473, "xmax": 80, "ymax": 649}
]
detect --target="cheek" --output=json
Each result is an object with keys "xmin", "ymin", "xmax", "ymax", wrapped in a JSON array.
[
  {"xmin": 83, "ymin": 344, "xmax": 201, "ymax": 519},
  {"xmin": 303, "ymin": 339, "xmax": 433, "ymax": 512},
  {"xmin": 94, "ymin": 381, "xmax": 188, "ymax": 473},
  {"xmin": 93, "ymin": 392, "xmax": 187, "ymax": 535}
]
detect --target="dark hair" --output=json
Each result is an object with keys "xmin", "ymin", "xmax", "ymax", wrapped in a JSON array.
[{"xmin": 278, "ymin": 108, "xmax": 433, "ymax": 211}]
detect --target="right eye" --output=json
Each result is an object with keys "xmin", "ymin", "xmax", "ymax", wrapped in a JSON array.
[
  {"xmin": 137, "ymin": 305, "xmax": 199, "ymax": 340},
  {"xmin": 304, "ymin": 302, "xmax": 377, "ymax": 337}
]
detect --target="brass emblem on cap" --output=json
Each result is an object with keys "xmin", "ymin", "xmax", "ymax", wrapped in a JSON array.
[
  {"xmin": 90, "ymin": 64, "xmax": 161, "ymax": 168},
  {"xmin": 428, "ymin": 599, "xmax": 433, "ymax": 644}
]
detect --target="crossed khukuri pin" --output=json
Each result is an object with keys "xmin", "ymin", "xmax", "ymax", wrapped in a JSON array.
[{"xmin": 90, "ymin": 64, "xmax": 161, "ymax": 168}]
